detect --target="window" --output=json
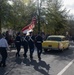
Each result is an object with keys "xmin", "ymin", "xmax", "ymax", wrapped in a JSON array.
[{"xmin": 47, "ymin": 37, "xmax": 61, "ymax": 41}]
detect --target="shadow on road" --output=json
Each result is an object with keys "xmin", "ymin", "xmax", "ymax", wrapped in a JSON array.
[
  {"xmin": 30, "ymin": 59, "xmax": 50, "ymax": 75},
  {"xmin": 0, "ymin": 68, "xmax": 6, "ymax": 75},
  {"xmin": 14, "ymin": 57, "xmax": 22, "ymax": 64},
  {"xmin": 43, "ymin": 47, "xmax": 74, "ymax": 61},
  {"xmin": 23, "ymin": 58, "xmax": 30, "ymax": 66},
  {"xmin": 43, "ymin": 50, "xmax": 62, "ymax": 55},
  {"xmin": 14, "ymin": 58, "xmax": 51, "ymax": 75}
]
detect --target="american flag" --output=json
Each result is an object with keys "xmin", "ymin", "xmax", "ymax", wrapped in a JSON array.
[{"xmin": 22, "ymin": 17, "xmax": 36, "ymax": 34}]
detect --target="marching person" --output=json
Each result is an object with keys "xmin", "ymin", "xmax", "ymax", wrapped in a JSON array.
[
  {"xmin": 21, "ymin": 33, "xmax": 28, "ymax": 58},
  {"xmin": 15, "ymin": 32, "xmax": 21, "ymax": 57},
  {"xmin": 0, "ymin": 34, "xmax": 9, "ymax": 67},
  {"xmin": 28, "ymin": 31, "xmax": 35, "ymax": 60},
  {"xmin": 35, "ymin": 32, "xmax": 43, "ymax": 60}
]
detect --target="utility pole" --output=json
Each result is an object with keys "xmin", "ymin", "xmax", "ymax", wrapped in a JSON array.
[
  {"xmin": 0, "ymin": 20, "xmax": 1, "ymax": 34},
  {"xmin": 0, "ymin": 0, "xmax": 3, "ymax": 33},
  {"xmin": 0, "ymin": 0, "xmax": 2, "ymax": 33},
  {"xmin": 37, "ymin": 0, "xmax": 41, "ymax": 33}
]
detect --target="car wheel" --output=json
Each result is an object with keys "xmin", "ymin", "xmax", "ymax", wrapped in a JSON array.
[
  {"xmin": 66, "ymin": 46, "xmax": 69, "ymax": 50},
  {"xmin": 59, "ymin": 48, "xmax": 64, "ymax": 52},
  {"xmin": 44, "ymin": 49, "xmax": 48, "ymax": 52},
  {"xmin": 67, "ymin": 44, "xmax": 70, "ymax": 50}
]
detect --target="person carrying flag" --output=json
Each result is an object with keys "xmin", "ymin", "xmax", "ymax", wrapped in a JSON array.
[
  {"xmin": 15, "ymin": 32, "xmax": 21, "ymax": 57},
  {"xmin": 28, "ymin": 31, "xmax": 35, "ymax": 60},
  {"xmin": 21, "ymin": 33, "xmax": 28, "ymax": 58},
  {"xmin": 21, "ymin": 17, "xmax": 36, "ymax": 59}
]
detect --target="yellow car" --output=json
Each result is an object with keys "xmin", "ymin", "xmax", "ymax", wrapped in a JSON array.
[{"xmin": 42, "ymin": 35, "xmax": 70, "ymax": 52}]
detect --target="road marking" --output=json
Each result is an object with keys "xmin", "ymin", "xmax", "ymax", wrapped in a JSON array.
[{"xmin": 57, "ymin": 59, "xmax": 74, "ymax": 75}]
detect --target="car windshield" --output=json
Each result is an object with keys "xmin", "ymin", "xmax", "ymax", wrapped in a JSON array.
[{"xmin": 47, "ymin": 37, "xmax": 61, "ymax": 41}]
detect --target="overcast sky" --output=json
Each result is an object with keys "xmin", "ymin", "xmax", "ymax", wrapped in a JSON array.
[{"xmin": 63, "ymin": 0, "xmax": 74, "ymax": 15}]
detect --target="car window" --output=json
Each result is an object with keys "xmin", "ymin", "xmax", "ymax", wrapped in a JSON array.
[
  {"xmin": 47, "ymin": 37, "xmax": 61, "ymax": 41},
  {"xmin": 62, "ymin": 37, "xmax": 68, "ymax": 41}
]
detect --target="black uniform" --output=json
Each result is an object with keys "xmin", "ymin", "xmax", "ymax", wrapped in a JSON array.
[
  {"xmin": 35, "ymin": 34, "xmax": 43, "ymax": 60},
  {"xmin": 22, "ymin": 35, "xmax": 28, "ymax": 58},
  {"xmin": 28, "ymin": 33, "xmax": 35, "ymax": 59},
  {"xmin": 15, "ymin": 33, "xmax": 21, "ymax": 57}
]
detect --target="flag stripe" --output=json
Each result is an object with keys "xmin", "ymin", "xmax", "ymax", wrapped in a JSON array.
[{"xmin": 22, "ymin": 17, "xmax": 36, "ymax": 33}]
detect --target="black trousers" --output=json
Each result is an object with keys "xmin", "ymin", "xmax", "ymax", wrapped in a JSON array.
[
  {"xmin": 29, "ymin": 43, "xmax": 34, "ymax": 59},
  {"xmin": 15, "ymin": 43, "xmax": 21, "ymax": 55},
  {"xmin": 0, "ymin": 47, "xmax": 7, "ymax": 65},
  {"xmin": 29, "ymin": 46, "xmax": 34, "ymax": 59},
  {"xmin": 23, "ymin": 45, "xmax": 28, "ymax": 57},
  {"xmin": 36, "ymin": 44, "xmax": 42, "ymax": 59}
]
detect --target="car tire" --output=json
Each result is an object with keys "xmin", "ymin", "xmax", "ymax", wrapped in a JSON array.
[
  {"xmin": 66, "ymin": 46, "xmax": 69, "ymax": 50},
  {"xmin": 44, "ymin": 49, "xmax": 48, "ymax": 52},
  {"xmin": 59, "ymin": 48, "xmax": 64, "ymax": 52},
  {"xmin": 67, "ymin": 44, "xmax": 70, "ymax": 50}
]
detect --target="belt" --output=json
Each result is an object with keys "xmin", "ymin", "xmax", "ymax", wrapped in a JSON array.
[
  {"xmin": 16, "ymin": 41, "xmax": 20, "ymax": 42},
  {"xmin": 37, "ymin": 41, "xmax": 41, "ymax": 43}
]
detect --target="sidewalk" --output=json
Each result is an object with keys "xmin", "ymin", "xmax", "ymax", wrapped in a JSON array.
[{"xmin": 0, "ymin": 49, "xmax": 50, "ymax": 75}]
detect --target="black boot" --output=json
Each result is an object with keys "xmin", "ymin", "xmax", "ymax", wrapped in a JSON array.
[
  {"xmin": 2, "ymin": 63, "xmax": 6, "ymax": 67},
  {"xmin": 38, "ymin": 55, "xmax": 41, "ymax": 61},
  {"xmin": 30, "ymin": 55, "xmax": 33, "ymax": 60},
  {"xmin": 0, "ymin": 62, "xmax": 2, "ymax": 67},
  {"xmin": 16, "ymin": 53, "xmax": 20, "ymax": 57},
  {"xmin": 0, "ymin": 64, "xmax": 1, "ymax": 67},
  {"xmin": 23, "ymin": 54, "xmax": 27, "ymax": 58}
]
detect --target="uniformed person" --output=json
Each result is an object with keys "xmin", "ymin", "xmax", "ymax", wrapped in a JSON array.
[
  {"xmin": 35, "ymin": 32, "xmax": 43, "ymax": 60},
  {"xmin": 28, "ymin": 32, "xmax": 35, "ymax": 60},
  {"xmin": 15, "ymin": 32, "xmax": 21, "ymax": 57},
  {"xmin": 21, "ymin": 33, "xmax": 28, "ymax": 58},
  {"xmin": 0, "ymin": 34, "xmax": 9, "ymax": 67}
]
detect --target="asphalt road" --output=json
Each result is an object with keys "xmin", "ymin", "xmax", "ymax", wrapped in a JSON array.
[{"xmin": 0, "ymin": 44, "xmax": 74, "ymax": 75}]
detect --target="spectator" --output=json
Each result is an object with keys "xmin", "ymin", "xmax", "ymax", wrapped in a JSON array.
[{"xmin": 0, "ymin": 34, "xmax": 9, "ymax": 67}]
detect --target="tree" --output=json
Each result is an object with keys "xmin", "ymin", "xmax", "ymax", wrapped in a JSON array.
[
  {"xmin": 0, "ymin": 0, "xmax": 36, "ymax": 32},
  {"xmin": 42, "ymin": 0, "xmax": 69, "ymax": 34},
  {"xmin": 0, "ymin": 0, "xmax": 70, "ymax": 35},
  {"xmin": 0, "ymin": 0, "xmax": 10, "ymax": 33}
]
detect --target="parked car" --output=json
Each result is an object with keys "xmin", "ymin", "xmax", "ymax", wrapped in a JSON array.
[{"xmin": 42, "ymin": 35, "xmax": 70, "ymax": 52}]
